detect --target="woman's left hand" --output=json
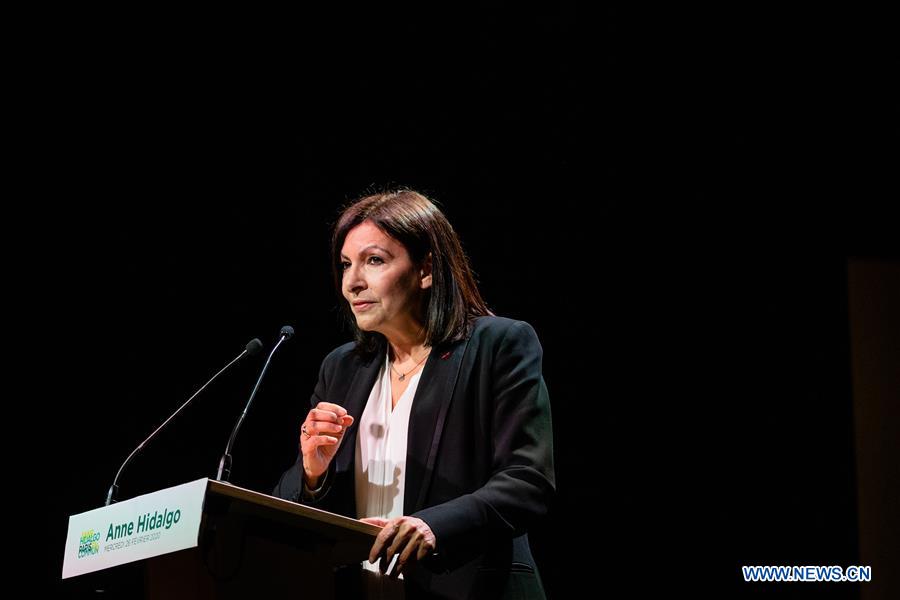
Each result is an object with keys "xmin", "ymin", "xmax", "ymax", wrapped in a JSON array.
[{"xmin": 360, "ymin": 516, "xmax": 436, "ymax": 577}]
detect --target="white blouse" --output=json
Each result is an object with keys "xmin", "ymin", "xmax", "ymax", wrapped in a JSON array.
[
  {"xmin": 355, "ymin": 352, "xmax": 423, "ymax": 580},
  {"xmin": 355, "ymin": 351, "xmax": 423, "ymax": 518}
]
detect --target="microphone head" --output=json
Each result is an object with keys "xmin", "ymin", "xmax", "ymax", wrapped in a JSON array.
[
  {"xmin": 245, "ymin": 338, "xmax": 264, "ymax": 356},
  {"xmin": 280, "ymin": 325, "xmax": 295, "ymax": 340}
]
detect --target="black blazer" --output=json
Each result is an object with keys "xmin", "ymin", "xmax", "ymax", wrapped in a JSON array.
[{"xmin": 274, "ymin": 316, "xmax": 555, "ymax": 599}]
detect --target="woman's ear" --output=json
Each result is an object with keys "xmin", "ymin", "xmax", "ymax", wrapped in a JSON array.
[{"xmin": 420, "ymin": 252, "xmax": 433, "ymax": 290}]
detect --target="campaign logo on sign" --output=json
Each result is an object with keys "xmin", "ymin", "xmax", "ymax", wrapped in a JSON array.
[{"xmin": 78, "ymin": 529, "xmax": 101, "ymax": 558}]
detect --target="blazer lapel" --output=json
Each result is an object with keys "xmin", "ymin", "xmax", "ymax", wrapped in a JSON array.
[
  {"xmin": 335, "ymin": 346, "xmax": 385, "ymax": 473},
  {"xmin": 405, "ymin": 337, "xmax": 470, "ymax": 513}
]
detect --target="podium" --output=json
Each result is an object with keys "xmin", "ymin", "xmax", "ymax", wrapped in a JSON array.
[{"xmin": 62, "ymin": 478, "xmax": 379, "ymax": 598}]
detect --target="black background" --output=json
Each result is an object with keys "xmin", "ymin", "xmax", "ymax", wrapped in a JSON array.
[{"xmin": 16, "ymin": 5, "xmax": 894, "ymax": 598}]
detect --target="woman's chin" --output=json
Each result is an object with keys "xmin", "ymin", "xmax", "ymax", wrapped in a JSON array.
[{"xmin": 354, "ymin": 318, "xmax": 377, "ymax": 332}]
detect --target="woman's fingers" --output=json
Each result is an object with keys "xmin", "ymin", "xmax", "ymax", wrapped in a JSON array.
[
  {"xmin": 314, "ymin": 402, "xmax": 348, "ymax": 418},
  {"xmin": 303, "ymin": 413, "xmax": 353, "ymax": 440},
  {"xmin": 366, "ymin": 517, "xmax": 435, "ymax": 576},
  {"xmin": 310, "ymin": 408, "xmax": 341, "ymax": 423},
  {"xmin": 304, "ymin": 409, "xmax": 354, "ymax": 437},
  {"xmin": 304, "ymin": 420, "xmax": 344, "ymax": 435},
  {"xmin": 393, "ymin": 534, "xmax": 420, "ymax": 577}
]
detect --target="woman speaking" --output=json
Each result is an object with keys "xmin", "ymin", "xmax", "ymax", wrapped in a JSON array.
[{"xmin": 274, "ymin": 189, "xmax": 555, "ymax": 599}]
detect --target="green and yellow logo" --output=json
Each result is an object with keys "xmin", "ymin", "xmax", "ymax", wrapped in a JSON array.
[{"xmin": 78, "ymin": 529, "xmax": 100, "ymax": 558}]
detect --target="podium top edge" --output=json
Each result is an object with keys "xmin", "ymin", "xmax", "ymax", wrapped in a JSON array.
[{"xmin": 206, "ymin": 478, "xmax": 381, "ymax": 538}]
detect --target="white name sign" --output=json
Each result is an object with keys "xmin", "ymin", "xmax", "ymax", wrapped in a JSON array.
[{"xmin": 62, "ymin": 478, "xmax": 208, "ymax": 579}]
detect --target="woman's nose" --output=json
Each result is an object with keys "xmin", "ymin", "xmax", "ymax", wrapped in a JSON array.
[{"xmin": 344, "ymin": 264, "xmax": 367, "ymax": 294}]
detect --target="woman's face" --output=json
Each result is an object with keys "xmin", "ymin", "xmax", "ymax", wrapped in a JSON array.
[{"xmin": 340, "ymin": 220, "xmax": 432, "ymax": 337}]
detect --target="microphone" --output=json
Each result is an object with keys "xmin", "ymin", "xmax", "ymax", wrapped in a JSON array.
[
  {"xmin": 216, "ymin": 325, "xmax": 294, "ymax": 482},
  {"xmin": 105, "ymin": 338, "xmax": 264, "ymax": 506}
]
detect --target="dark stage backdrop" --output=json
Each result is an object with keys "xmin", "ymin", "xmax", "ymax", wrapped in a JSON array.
[{"xmin": 20, "ymin": 6, "xmax": 895, "ymax": 599}]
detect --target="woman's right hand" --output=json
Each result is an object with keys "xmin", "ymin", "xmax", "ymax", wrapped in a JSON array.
[{"xmin": 300, "ymin": 402, "xmax": 354, "ymax": 487}]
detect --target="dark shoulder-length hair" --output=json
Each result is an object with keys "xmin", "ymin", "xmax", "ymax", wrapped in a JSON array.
[{"xmin": 331, "ymin": 189, "xmax": 492, "ymax": 355}]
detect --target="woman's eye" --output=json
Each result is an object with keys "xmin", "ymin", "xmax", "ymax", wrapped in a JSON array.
[
  {"xmin": 340, "ymin": 261, "xmax": 351, "ymax": 270},
  {"xmin": 368, "ymin": 256, "xmax": 384, "ymax": 265}
]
